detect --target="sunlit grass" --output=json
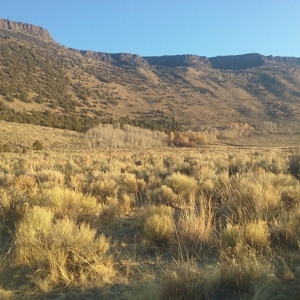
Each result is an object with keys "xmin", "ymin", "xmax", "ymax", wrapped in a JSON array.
[{"xmin": 0, "ymin": 147, "xmax": 299, "ymax": 299}]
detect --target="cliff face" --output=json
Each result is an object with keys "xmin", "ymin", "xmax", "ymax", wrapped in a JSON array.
[
  {"xmin": 78, "ymin": 52, "xmax": 211, "ymax": 67},
  {"xmin": 208, "ymin": 53, "xmax": 266, "ymax": 70},
  {"xmin": 265, "ymin": 55, "xmax": 300, "ymax": 65},
  {"xmin": 0, "ymin": 19, "xmax": 55, "ymax": 43},
  {"xmin": 1, "ymin": 18, "xmax": 299, "ymax": 70},
  {"xmin": 79, "ymin": 50, "xmax": 147, "ymax": 65},
  {"xmin": 79, "ymin": 51, "xmax": 300, "ymax": 70},
  {"xmin": 144, "ymin": 54, "xmax": 211, "ymax": 67},
  {"xmin": 209, "ymin": 53, "xmax": 300, "ymax": 70},
  {"xmin": 90, "ymin": 52, "xmax": 299, "ymax": 69}
]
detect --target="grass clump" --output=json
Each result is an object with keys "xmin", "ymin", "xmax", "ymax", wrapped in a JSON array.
[
  {"xmin": 153, "ymin": 185, "xmax": 179, "ymax": 206},
  {"xmin": 39, "ymin": 186, "xmax": 101, "ymax": 224},
  {"xmin": 219, "ymin": 243, "xmax": 274, "ymax": 293},
  {"xmin": 164, "ymin": 172, "xmax": 198, "ymax": 205},
  {"xmin": 220, "ymin": 220, "xmax": 270, "ymax": 255},
  {"xmin": 91, "ymin": 175, "xmax": 119, "ymax": 202},
  {"xmin": 178, "ymin": 197, "xmax": 216, "ymax": 253},
  {"xmin": 13, "ymin": 206, "xmax": 114, "ymax": 292},
  {"xmin": 159, "ymin": 261, "xmax": 206, "ymax": 300},
  {"xmin": 243, "ymin": 220, "xmax": 270, "ymax": 255},
  {"xmin": 143, "ymin": 205, "xmax": 175, "ymax": 247}
]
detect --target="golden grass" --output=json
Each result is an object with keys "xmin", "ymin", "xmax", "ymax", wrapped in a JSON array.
[
  {"xmin": 219, "ymin": 243, "xmax": 274, "ymax": 292},
  {"xmin": 0, "ymin": 147, "xmax": 299, "ymax": 299},
  {"xmin": 178, "ymin": 197, "xmax": 216, "ymax": 253},
  {"xmin": 14, "ymin": 207, "xmax": 114, "ymax": 293}
]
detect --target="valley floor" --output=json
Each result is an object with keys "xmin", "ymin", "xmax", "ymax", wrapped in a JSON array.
[{"xmin": 0, "ymin": 146, "xmax": 300, "ymax": 299}]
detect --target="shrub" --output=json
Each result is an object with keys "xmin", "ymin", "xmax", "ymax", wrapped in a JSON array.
[
  {"xmin": 178, "ymin": 198, "xmax": 216, "ymax": 253},
  {"xmin": 14, "ymin": 207, "xmax": 114, "ymax": 291},
  {"xmin": 3, "ymin": 144, "xmax": 11, "ymax": 153},
  {"xmin": 14, "ymin": 174, "xmax": 38, "ymax": 197},
  {"xmin": 288, "ymin": 155, "xmax": 300, "ymax": 179},
  {"xmin": 160, "ymin": 261, "xmax": 205, "ymax": 300},
  {"xmin": 280, "ymin": 185, "xmax": 300, "ymax": 211},
  {"xmin": 144, "ymin": 214, "xmax": 175, "ymax": 247},
  {"xmin": 220, "ymin": 224, "xmax": 243, "ymax": 250},
  {"xmin": 164, "ymin": 172, "xmax": 198, "ymax": 205},
  {"xmin": 143, "ymin": 205, "xmax": 175, "ymax": 247},
  {"xmin": 119, "ymin": 193, "xmax": 132, "ymax": 215},
  {"xmin": 40, "ymin": 187, "xmax": 101, "ymax": 224},
  {"xmin": 219, "ymin": 243, "xmax": 274, "ymax": 293},
  {"xmin": 100, "ymin": 196, "xmax": 120, "ymax": 225},
  {"xmin": 221, "ymin": 220, "xmax": 270, "ymax": 255},
  {"xmin": 33, "ymin": 140, "xmax": 43, "ymax": 150},
  {"xmin": 243, "ymin": 220, "xmax": 270, "ymax": 255},
  {"xmin": 118, "ymin": 172, "xmax": 138, "ymax": 195},
  {"xmin": 91, "ymin": 176, "xmax": 119, "ymax": 203},
  {"xmin": 153, "ymin": 185, "xmax": 179, "ymax": 206}
]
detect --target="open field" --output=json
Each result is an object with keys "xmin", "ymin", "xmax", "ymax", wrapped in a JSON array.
[
  {"xmin": 1, "ymin": 18, "xmax": 300, "ymax": 300},
  {"xmin": 0, "ymin": 144, "xmax": 300, "ymax": 299},
  {"xmin": 1, "ymin": 121, "xmax": 300, "ymax": 154}
]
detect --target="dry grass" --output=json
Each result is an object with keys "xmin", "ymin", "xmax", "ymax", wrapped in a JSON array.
[
  {"xmin": 178, "ymin": 197, "xmax": 216, "ymax": 253},
  {"xmin": 39, "ymin": 186, "xmax": 101, "ymax": 224},
  {"xmin": 143, "ymin": 205, "xmax": 175, "ymax": 247},
  {"xmin": 0, "ymin": 147, "xmax": 299, "ymax": 299},
  {"xmin": 159, "ymin": 260, "xmax": 206, "ymax": 300},
  {"xmin": 14, "ymin": 206, "xmax": 114, "ymax": 293},
  {"xmin": 219, "ymin": 243, "xmax": 274, "ymax": 293},
  {"xmin": 163, "ymin": 172, "xmax": 198, "ymax": 206}
]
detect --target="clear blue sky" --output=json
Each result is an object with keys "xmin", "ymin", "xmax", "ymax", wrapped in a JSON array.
[{"xmin": 0, "ymin": 1, "xmax": 299, "ymax": 57}]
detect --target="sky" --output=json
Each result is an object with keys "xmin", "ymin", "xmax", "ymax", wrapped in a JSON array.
[{"xmin": 0, "ymin": 1, "xmax": 299, "ymax": 58}]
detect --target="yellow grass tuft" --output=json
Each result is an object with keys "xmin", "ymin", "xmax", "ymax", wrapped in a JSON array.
[
  {"xmin": 178, "ymin": 197, "xmax": 216, "ymax": 253},
  {"xmin": 143, "ymin": 205, "xmax": 175, "ymax": 247},
  {"xmin": 164, "ymin": 172, "xmax": 198, "ymax": 205},
  {"xmin": 219, "ymin": 243, "xmax": 274, "ymax": 292},
  {"xmin": 40, "ymin": 186, "xmax": 101, "ymax": 224},
  {"xmin": 160, "ymin": 261, "xmax": 205, "ymax": 300},
  {"xmin": 14, "ymin": 206, "xmax": 114, "ymax": 292}
]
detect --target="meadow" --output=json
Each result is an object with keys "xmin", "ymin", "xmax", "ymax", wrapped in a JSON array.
[{"xmin": 0, "ymin": 143, "xmax": 300, "ymax": 299}]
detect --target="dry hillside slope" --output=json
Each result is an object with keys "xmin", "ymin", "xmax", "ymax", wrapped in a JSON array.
[{"xmin": 0, "ymin": 18, "xmax": 299, "ymax": 134}]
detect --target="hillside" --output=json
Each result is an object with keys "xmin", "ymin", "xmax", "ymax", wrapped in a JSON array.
[{"xmin": 0, "ymin": 18, "xmax": 300, "ymax": 134}]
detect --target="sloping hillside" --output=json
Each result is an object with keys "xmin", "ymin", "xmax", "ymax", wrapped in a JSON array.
[{"xmin": 0, "ymin": 18, "xmax": 300, "ymax": 134}]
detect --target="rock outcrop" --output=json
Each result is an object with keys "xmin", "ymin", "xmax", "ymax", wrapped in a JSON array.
[
  {"xmin": 78, "ymin": 50, "xmax": 147, "ymax": 66},
  {"xmin": 208, "ymin": 53, "xmax": 300, "ymax": 70},
  {"xmin": 75, "ymin": 48, "xmax": 300, "ymax": 70},
  {"xmin": 208, "ymin": 53, "xmax": 266, "ymax": 70},
  {"xmin": 78, "ymin": 52, "xmax": 211, "ymax": 67},
  {"xmin": 0, "ymin": 19, "xmax": 55, "ymax": 43},
  {"xmin": 1, "ymin": 18, "xmax": 300, "ymax": 71},
  {"xmin": 265, "ymin": 55, "xmax": 300, "ymax": 65},
  {"xmin": 144, "ymin": 54, "xmax": 211, "ymax": 67}
]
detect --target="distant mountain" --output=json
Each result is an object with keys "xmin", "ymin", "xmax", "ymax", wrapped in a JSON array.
[{"xmin": 0, "ymin": 18, "xmax": 300, "ymax": 133}]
